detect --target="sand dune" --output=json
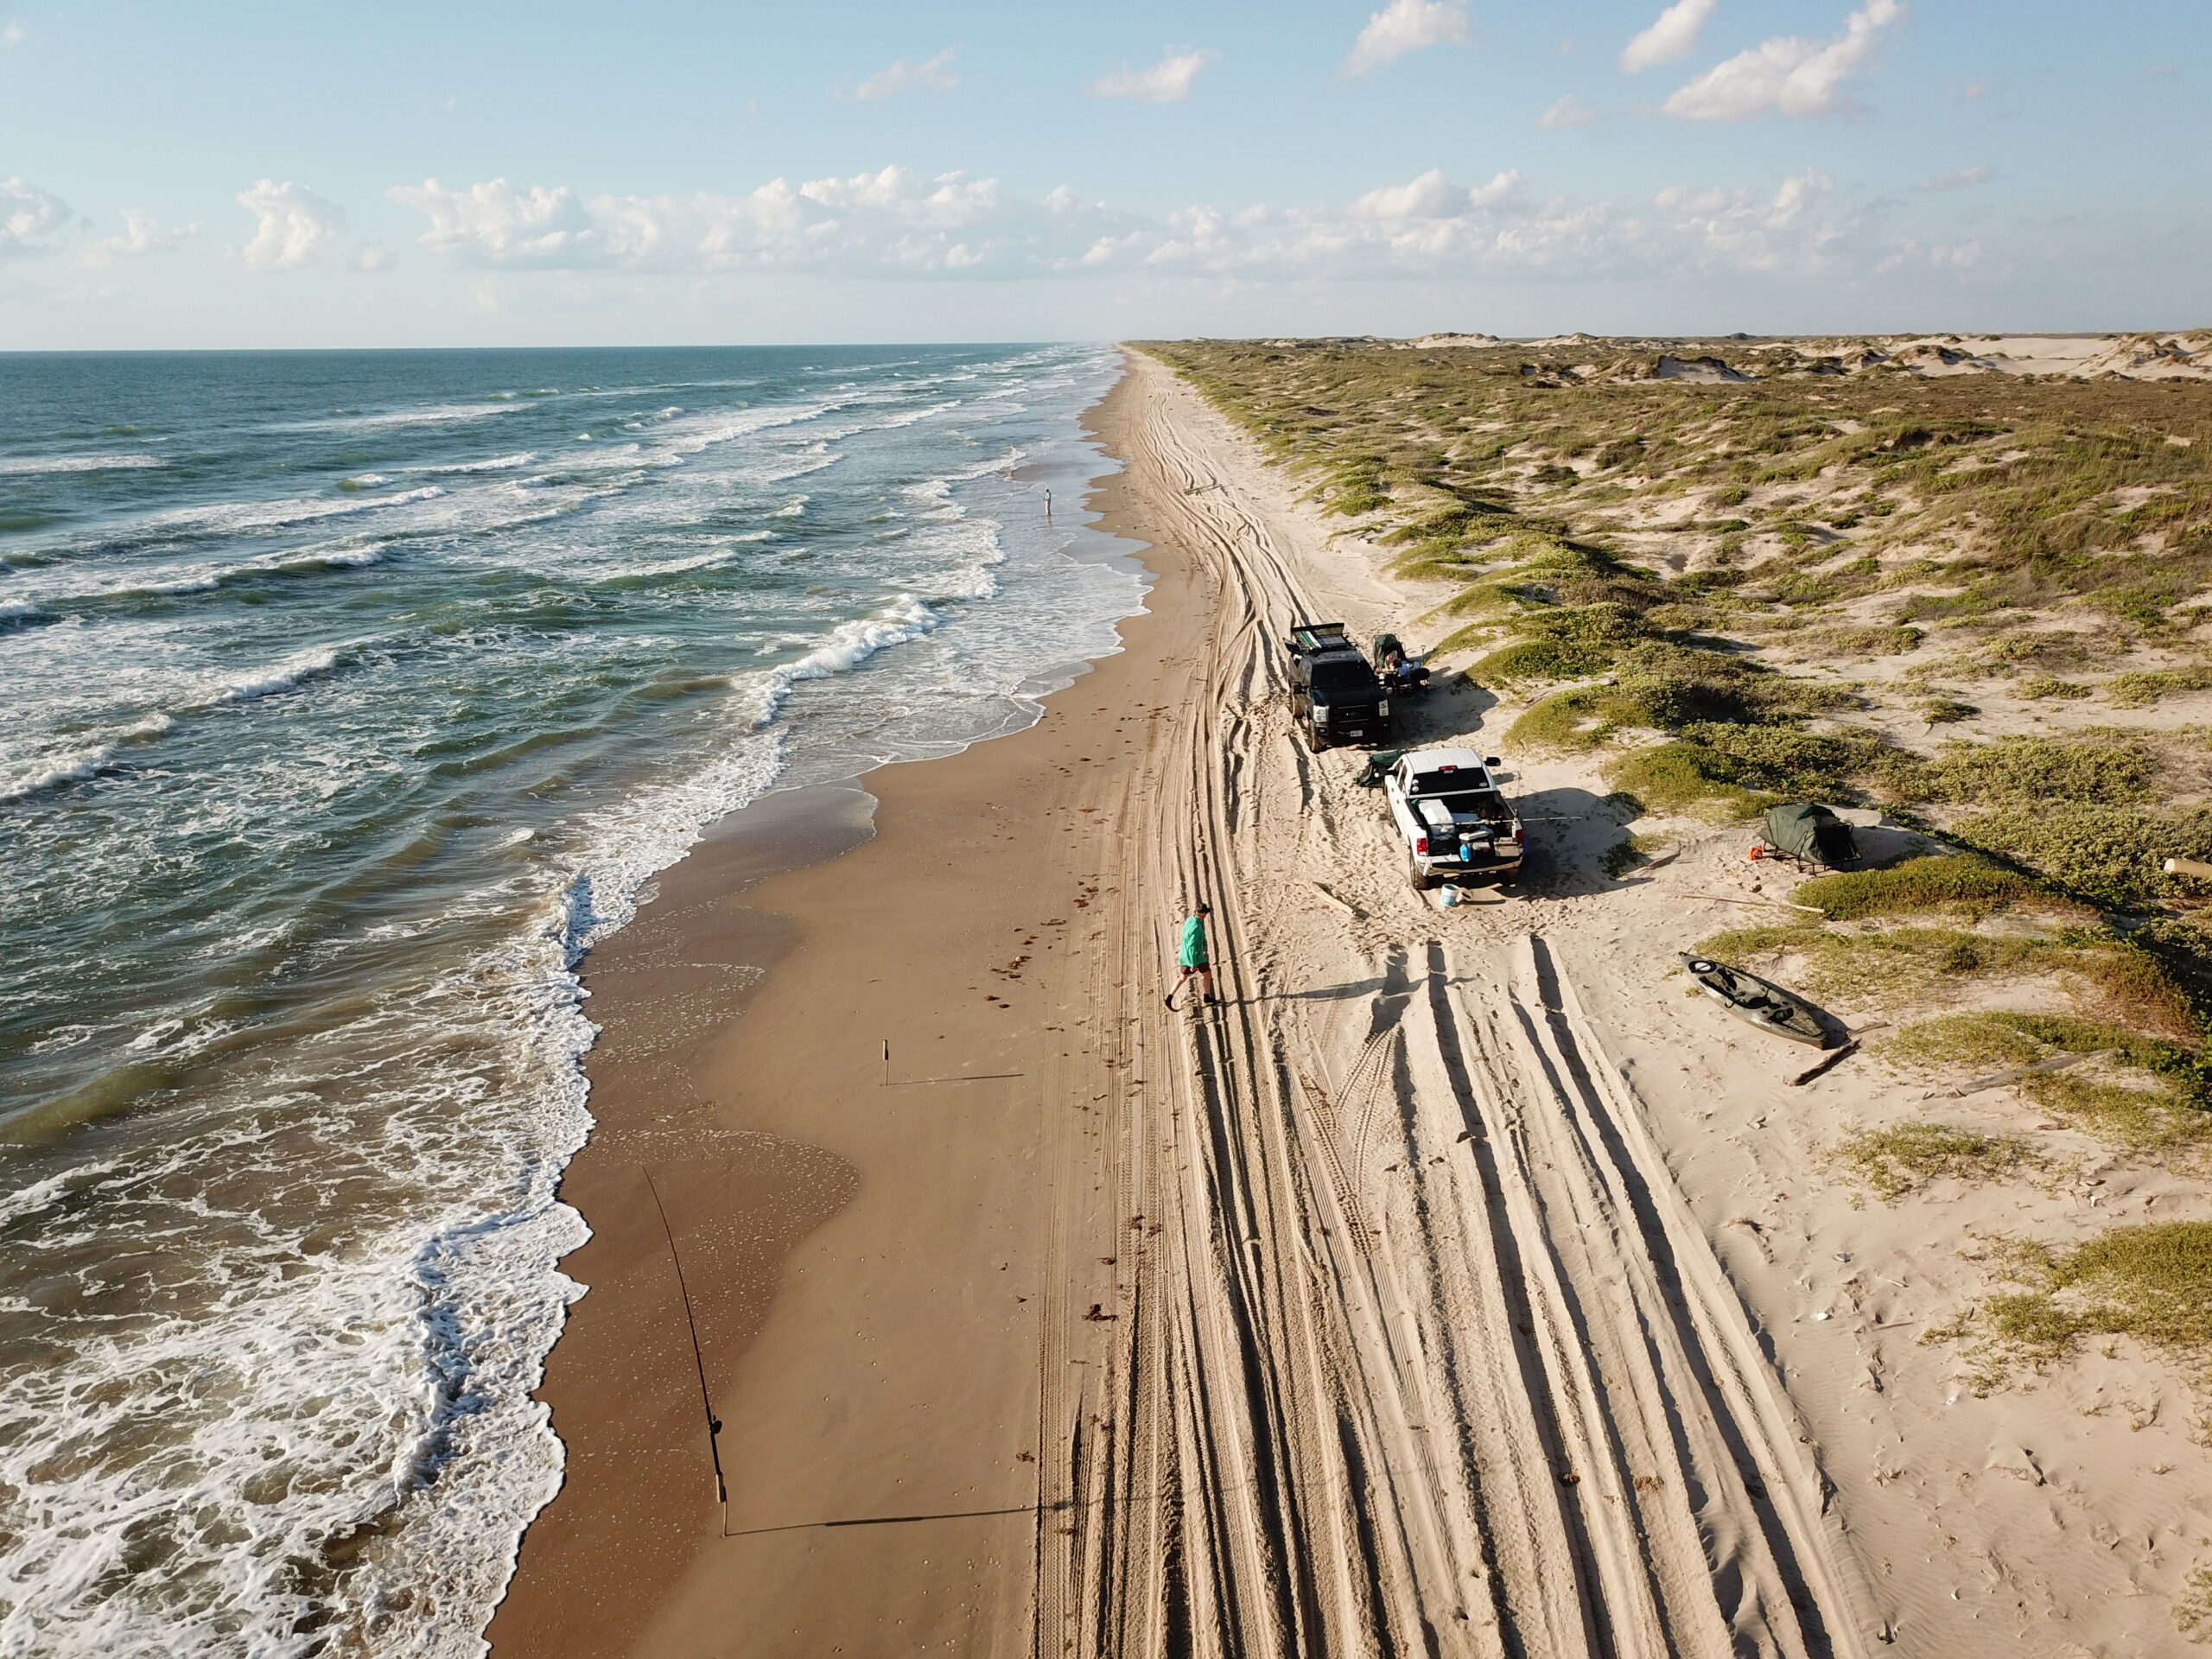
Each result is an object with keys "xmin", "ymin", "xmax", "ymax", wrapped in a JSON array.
[{"xmin": 1373, "ymin": 328, "xmax": 2212, "ymax": 382}]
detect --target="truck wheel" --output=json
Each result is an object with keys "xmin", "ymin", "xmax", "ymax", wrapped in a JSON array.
[
  {"xmin": 1408, "ymin": 852, "xmax": 1435, "ymax": 893},
  {"xmin": 1305, "ymin": 721, "xmax": 1328, "ymax": 752}
]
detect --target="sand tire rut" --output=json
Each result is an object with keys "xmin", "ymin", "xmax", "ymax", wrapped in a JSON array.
[{"xmin": 1039, "ymin": 358, "xmax": 1880, "ymax": 1658}]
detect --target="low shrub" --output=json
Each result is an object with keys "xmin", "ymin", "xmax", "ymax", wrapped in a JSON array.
[
  {"xmin": 1831, "ymin": 1122, "xmax": 2042, "ymax": 1201},
  {"xmin": 2030, "ymin": 1071, "xmax": 2208, "ymax": 1147},
  {"xmin": 1669, "ymin": 568, "xmax": 1748, "ymax": 595},
  {"xmin": 1982, "ymin": 630, "xmax": 2091, "ymax": 667},
  {"xmin": 1793, "ymin": 855, "xmax": 2041, "ymax": 919},
  {"xmin": 1693, "ymin": 922, "xmax": 2045, "ymax": 1007},
  {"xmin": 1641, "ymin": 601, "xmax": 1738, "ymax": 632},
  {"xmin": 1983, "ymin": 1221, "xmax": 2212, "ymax": 1359},
  {"xmin": 1603, "ymin": 723, "xmax": 1891, "ymax": 816},
  {"xmin": 1949, "ymin": 804, "xmax": 2212, "ymax": 908},
  {"xmin": 1316, "ymin": 461, "xmax": 1389, "ymax": 518},
  {"xmin": 2105, "ymin": 667, "xmax": 2212, "ymax": 707},
  {"xmin": 1611, "ymin": 642, "xmax": 1854, "ymax": 726},
  {"xmin": 2060, "ymin": 941, "xmax": 2202, "ymax": 1040},
  {"xmin": 1808, "ymin": 623, "xmax": 1925, "ymax": 657},
  {"xmin": 1471, "ymin": 601, "xmax": 1656, "ymax": 682},
  {"xmin": 2176, "ymin": 1567, "xmax": 2212, "ymax": 1643},
  {"xmin": 1885, "ymin": 1011, "xmax": 2191, "ymax": 1074},
  {"xmin": 1515, "ymin": 543, "xmax": 1662, "ymax": 608},
  {"xmin": 1604, "ymin": 744, "xmax": 1764, "ymax": 817},
  {"xmin": 1884, "ymin": 1012, "xmax": 2207, "ymax": 1146},
  {"xmin": 1471, "ymin": 638, "xmax": 1617, "ymax": 682},
  {"xmin": 1678, "ymin": 723, "xmax": 1888, "ymax": 789},
  {"xmin": 1389, "ymin": 546, "xmax": 1497, "ymax": 584},
  {"xmin": 1379, "ymin": 496, "xmax": 1513, "ymax": 550},
  {"xmin": 1920, "ymin": 697, "xmax": 1979, "ymax": 726},
  {"xmin": 1506, "ymin": 686, "xmax": 1627, "ymax": 752},
  {"xmin": 1916, "ymin": 733, "xmax": 2158, "ymax": 807},
  {"xmin": 2015, "ymin": 676, "xmax": 2092, "ymax": 700},
  {"xmin": 1506, "ymin": 645, "xmax": 1849, "ymax": 753},
  {"xmin": 1696, "ymin": 925, "xmax": 2200, "ymax": 1037}
]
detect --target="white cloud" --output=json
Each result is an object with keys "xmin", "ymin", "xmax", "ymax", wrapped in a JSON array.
[
  {"xmin": 1619, "ymin": 0, "xmax": 1715, "ymax": 73},
  {"xmin": 0, "ymin": 176, "xmax": 70, "ymax": 256},
  {"xmin": 351, "ymin": 242, "xmax": 398, "ymax": 271},
  {"xmin": 1662, "ymin": 0, "xmax": 1906, "ymax": 120},
  {"xmin": 1351, "ymin": 168, "xmax": 1522, "ymax": 219},
  {"xmin": 1916, "ymin": 164, "xmax": 1993, "ymax": 191},
  {"xmin": 237, "ymin": 180, "xmax": 347, "ymax": 269},
  {"xmin": 1090, "ymin": 47, "xmax": 1217, "ymax": 103},
  {"xmin": 387, "ymin": 180, "xmax": 591, "ymax": 266},
  {"xmin": 1649, "ymin": 171, "xmax": 1859, "ymax": 271},
  {"xmin": 0, "ymin": 21, "xmax": 24, "ymax": 48},
  {"xmin": 849, "ymin": 49, "xmax": 958, "ymax": 101},
  {"xmin": 390, "ymin": 168, "xmax": 1085, "ymax": 276},
  {"xmin": 1540, "ymin": 93, "xmax": 1601, "ymax": 128},
  {"xmin": 1344, "ymin": 0, "xmax": 1471, "ymax": 76},
  {"xmin": 83, "ymin": 210, "xmax": 198, "ymax": 265},
  {"xmin": 385, "ymin": 162, "xmax": 1923, "ymax": 287}
]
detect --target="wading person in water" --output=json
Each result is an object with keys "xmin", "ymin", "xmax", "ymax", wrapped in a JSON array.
[{"xmin": 1166, "ymin": 902, "xmax": 1216, "ymax": 1009}]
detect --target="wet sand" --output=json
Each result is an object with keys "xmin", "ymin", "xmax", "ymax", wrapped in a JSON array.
[{"xmin": 490, "ymin": 366, "xmax": 1205, "ymax": 1656}]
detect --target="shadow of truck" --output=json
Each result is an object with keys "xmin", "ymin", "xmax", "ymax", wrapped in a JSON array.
[{"xmin": 1510, "ymin": 785, "xmax": 1640, "ymax": 897}]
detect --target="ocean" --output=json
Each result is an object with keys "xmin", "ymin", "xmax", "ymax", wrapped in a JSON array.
[{"xmin": 0, "ymin": 343, "xmax": 1141, "ymax": 1655}]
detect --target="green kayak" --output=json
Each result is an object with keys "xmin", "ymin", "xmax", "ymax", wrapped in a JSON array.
[{"xmin": 1678, "ymin": 953, "xmax": 1835, "ymax": 1048}]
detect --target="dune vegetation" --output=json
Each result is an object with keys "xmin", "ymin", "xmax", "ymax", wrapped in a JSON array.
[
  {"xmin": 1147, "ymin": 334, "xmax": 2212, "ymax": 1382},
  {"xmin": 1145, "ymin": 335, "xmax": 2212, "ymax": 994}
]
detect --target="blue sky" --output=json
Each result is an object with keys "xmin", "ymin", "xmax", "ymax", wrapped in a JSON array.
[{"xmin": 0, "ymin": 1, "xmax": 2204, "ymax": 347}]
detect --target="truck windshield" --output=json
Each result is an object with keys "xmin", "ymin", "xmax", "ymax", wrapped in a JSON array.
[{"xmin": 1310, "ymin": 661, "xmax": 1375, "ymax": 691}]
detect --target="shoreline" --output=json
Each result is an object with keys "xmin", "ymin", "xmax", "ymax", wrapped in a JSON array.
[
  {"xmin": 488, "ymin": 363, "xmax": 1192, "ymax": 1655},
  {"xmin": 474, "ymin": 341, "xmax": 2210, "ymax": 1656}
]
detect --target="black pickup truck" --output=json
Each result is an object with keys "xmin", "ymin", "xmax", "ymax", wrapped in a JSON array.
[{"xmin": 1285, "ymin": 620, "xmax": 1392, "ymax": 750}]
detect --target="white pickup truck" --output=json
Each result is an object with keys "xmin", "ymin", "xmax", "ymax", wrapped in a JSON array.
[{"xmin": 1379, "ymin": 747, "xmax": 1524, "ymax": 891}]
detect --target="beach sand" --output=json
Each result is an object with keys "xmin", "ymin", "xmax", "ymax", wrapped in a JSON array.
[
  {"xmin": 490, "ymin": 365, "xmax": 1213, "ymax": 1656},
  {"xmin": 493, "ymin": 353, "xmax": 2212, "ymax": 1657}
]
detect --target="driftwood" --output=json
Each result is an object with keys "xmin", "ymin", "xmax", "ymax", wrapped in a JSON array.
[
  {"xmin": 1946, "ymin": 1049, "xmax": 2117, "ymax": 1099},
  {"xmin": 1676, "ymin": 892, "xmax": 1826, "ymax": 914},
  {"xmin": 1788, "ymin": 1041, "xmax": 1859, "ymax": 1088}
]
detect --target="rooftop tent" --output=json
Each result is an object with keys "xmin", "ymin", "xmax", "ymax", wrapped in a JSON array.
[{"xmin": 1763, "ymin": 802, "xmax": 1858, "ymax": 868}]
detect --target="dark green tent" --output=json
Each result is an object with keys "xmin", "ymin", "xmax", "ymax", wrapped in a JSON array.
[{"xmin": 1763, "ymin": 803, "xmax": 1858, "ymax": 868}]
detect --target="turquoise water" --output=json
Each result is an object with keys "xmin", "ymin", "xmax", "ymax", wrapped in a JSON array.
[{"xmin": 0, "ymin": 345, "xmax": 1139, "ymax": 1655}]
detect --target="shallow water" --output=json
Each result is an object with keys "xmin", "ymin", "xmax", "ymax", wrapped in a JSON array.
[{"xmin": 0, "ymin": 343, "xmax": 1140, "ymax": 1655}]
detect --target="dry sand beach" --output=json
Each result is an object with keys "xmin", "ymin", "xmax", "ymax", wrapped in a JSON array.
[{"xmin": 494, "ymin": 346, "xmax": 2212, "ymax": 1656}]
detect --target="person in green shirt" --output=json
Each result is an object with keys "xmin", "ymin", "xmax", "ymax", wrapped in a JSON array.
[{"xmin": 1166, "ymin": 902, "xmax": 1216, "ymax": 1010}]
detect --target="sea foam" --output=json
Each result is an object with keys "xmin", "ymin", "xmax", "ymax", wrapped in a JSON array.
[{"xmin": 0, "ymin": 340, "xmax": 1140, "ymax": 1659}]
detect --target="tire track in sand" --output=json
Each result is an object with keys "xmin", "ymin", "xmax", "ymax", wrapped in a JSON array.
[{"xmin": 1040, "ymin": 352, "xmax": 1878, "ymax": 1656}]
